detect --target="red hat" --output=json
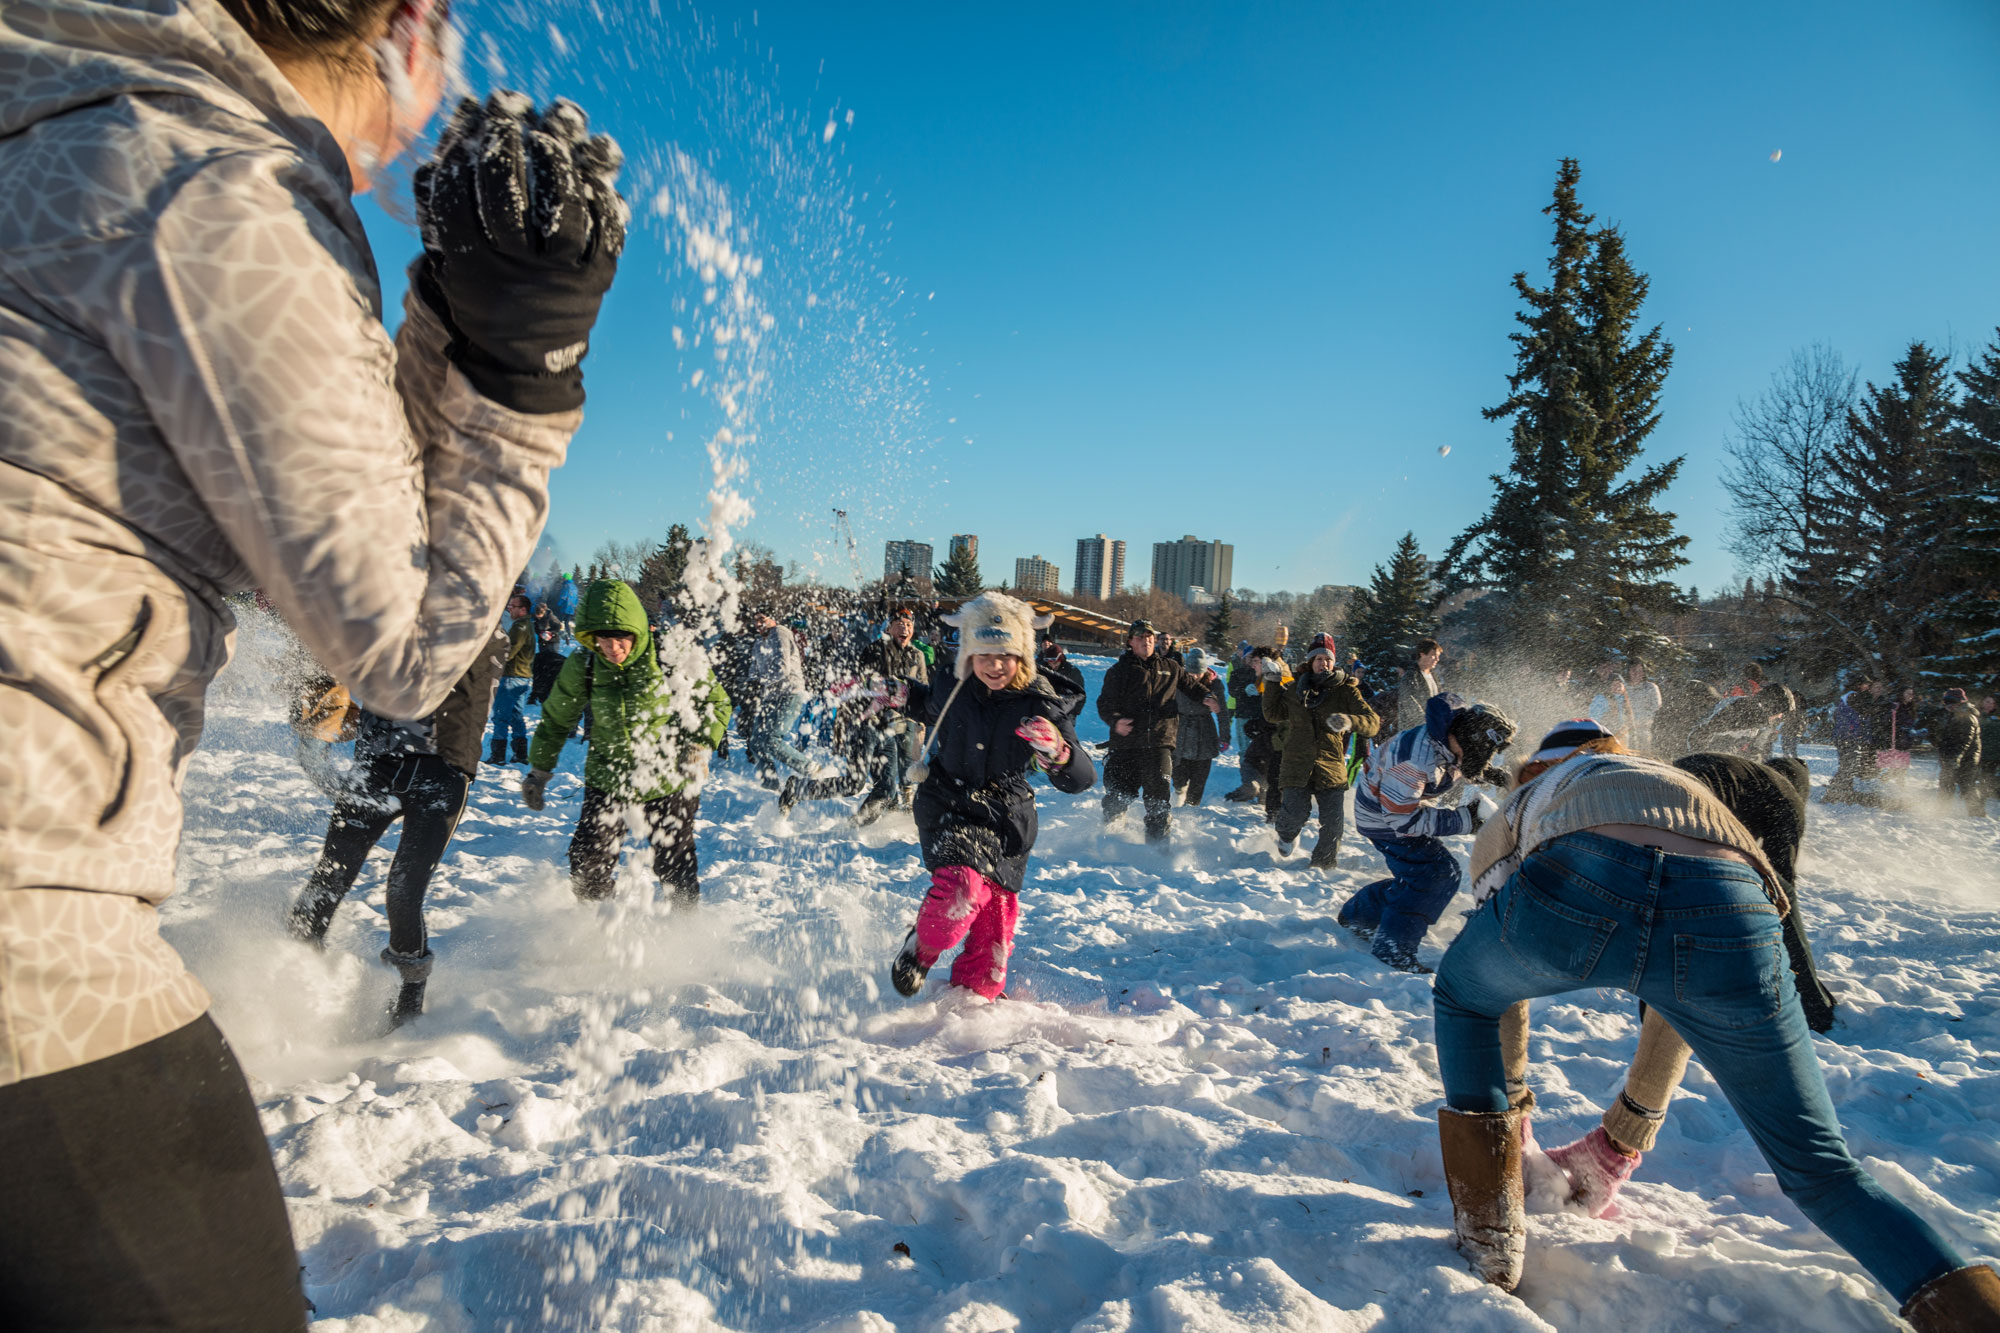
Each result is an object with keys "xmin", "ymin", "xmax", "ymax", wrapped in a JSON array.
[{"xmin": 1305, "ymin": 633, "xmax": 1338, "ymax": 663}]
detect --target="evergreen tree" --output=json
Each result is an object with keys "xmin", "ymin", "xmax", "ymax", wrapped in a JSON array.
[
  {"xmin": 1923, "ymin": 330, "xmax": 2000, "ymax": 686},
  {"xmin": 1346, "ymin": 533, "xmax": 1437, "ymax": 669},
  {"xmin": 934, "ymin": 543, "xmax": 983, "ymax": 597},
  {"xmin": 636, "ymin": 524, "xmax": 694, "ymax": 615},
  {"xmin": 1204, "ymin": 593, "xmax": 1236, "ymax": 653},
  {"xmin": 1817, "ymin": 341, "xmax": 1958, "ymax": 683},
  {"xmin": 1289, "ymin": 604, "xmax": 1325, "ymax": 657},
  {"xmin": 1433, "ymin": 159, "xmax": 1688, "ymax": 668}
]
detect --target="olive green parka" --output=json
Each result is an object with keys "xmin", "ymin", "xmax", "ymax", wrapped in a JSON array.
[{"xmin": 1262, "ymin": 665, "xmax": 1380, "ymax": 791}]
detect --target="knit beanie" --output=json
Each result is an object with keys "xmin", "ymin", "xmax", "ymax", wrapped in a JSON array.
[
  {"xmin": 1944, "ymin": 687, "xmax": 1968, "ymax": 705},
  {"xmin": 1530, "ymin": 717, "xmax": 1617, "ymax": 765},
  {"xmin": 1304, "ymin": 633, "xmax": 1338, "ymax": 664},
  {"xmin": 1184, "ymin": 648, "xmax": 1210, "ymax": 675},
  {"xmin": 943, "ymin": 592, "xmax": 1054, "ymax": 680}
]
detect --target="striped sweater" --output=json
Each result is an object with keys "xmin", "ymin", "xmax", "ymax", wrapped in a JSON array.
[
  {"xmin": 1355, "ymin": 717, "xmax": 1468, "ymax": 840},
  {"xmin": 1467, "ymin": 752, "xmax": 1787, "ymax": 913}
]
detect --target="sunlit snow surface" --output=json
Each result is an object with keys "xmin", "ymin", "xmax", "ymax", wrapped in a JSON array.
[{"xmin": 165, "ymin": 649, "xmax": 1999, "ymax": 1331}]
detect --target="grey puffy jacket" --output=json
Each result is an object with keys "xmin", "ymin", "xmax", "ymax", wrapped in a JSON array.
[{"xmin": 0, "ymin": 0, "xmax": 578, "ymax": 1083}]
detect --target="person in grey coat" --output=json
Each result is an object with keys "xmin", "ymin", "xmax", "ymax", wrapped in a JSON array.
[
  {"xmin": 1173, "ymin": 649, "xmax": 1232, "ymax": 804},
  {"xmin": 1395, "ymin": 639, "xmax": 1446, "ymax": 734}
]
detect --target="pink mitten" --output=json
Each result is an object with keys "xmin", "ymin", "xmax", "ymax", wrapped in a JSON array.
[
  {"xmin": 1545, "ymin": 1126, "xmax": 1642, "ymax": 1219},
  {"xmin": 1015, "ymin": 716, "xmax": 1069, "ymax": 766}
]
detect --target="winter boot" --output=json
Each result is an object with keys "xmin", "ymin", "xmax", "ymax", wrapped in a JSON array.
[
  {"xmin": 388, "ymin": 981, "xmax": 426, "ymax": 1029},
  {"xmin": 853, "ymin": 795, "xmax": 891, "ymax": 828},
  {"xmin": 1437, "ymin": 1107, "xmax": 1526, "ymax": 1291},
  {"xmin": 1276, "ymin": 838, "xmax": 1295, "ymax": 858},
  {"xmin": 1901, "ymin": 1265, "xmax": 2000, "ymax": 1331},
  {"xmin": 488, "ymin": 738, "xmax": 508, "ymax": 765},
  {"xmin": 1545, "ymin": 1126, "xmax": 1642, "ymax": 1219},
  {"xmin": 511, "ymin": 736, "xmax": 530, "ymax": 765},
  {"xmin": 890, "ymin": 929, "xmax": 930, "ymax": 997}
]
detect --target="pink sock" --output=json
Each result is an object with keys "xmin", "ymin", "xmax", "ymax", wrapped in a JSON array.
[{"xmin": 1545, "ymin": 1126, "xmax": 1641, "ymax": 1219}]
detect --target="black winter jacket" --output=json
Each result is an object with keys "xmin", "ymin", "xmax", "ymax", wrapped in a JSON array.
[
  {"xmin": 1674, "ymin": 753, "xmax": 1837, "ymax": 1033},
  {"xmin": 1097, "ymin": 651, "xmax": 1215, "ymax": 751},
  {"xmin": 1936, "ymin": 703, "xmax": 1982, "ymax": 768},
  {"xmin": 910, "ymin": 671, "xmax": 1095, "ymax": 893},
  {"xmin": 355, "ymin": 623, "xmax": 506, "ymax": 778}
]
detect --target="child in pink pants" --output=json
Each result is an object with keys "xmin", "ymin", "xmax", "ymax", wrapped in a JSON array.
[{"xmin": 889, "ymin": 594, "xmax": 1096, "ymax": 999}]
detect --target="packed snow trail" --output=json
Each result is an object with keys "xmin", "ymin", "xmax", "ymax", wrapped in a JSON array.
[{"xmin": 164, "ymin": 650, "xmax": 2000, "ymax": 1331}]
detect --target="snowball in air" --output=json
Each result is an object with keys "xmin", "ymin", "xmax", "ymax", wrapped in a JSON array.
[
  {"xmin": 1769, "ymin": 150, "xmax": 1782, "ymax": 163},
  {"xmin": 1438, "ymin": 445, "xmax": 1451, "ymax": 457}
]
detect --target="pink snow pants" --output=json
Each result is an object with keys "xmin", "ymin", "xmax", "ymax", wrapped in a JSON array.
[{"xmin": 913, "ymin": 865, "xmax": 1018, "ymax": 999}]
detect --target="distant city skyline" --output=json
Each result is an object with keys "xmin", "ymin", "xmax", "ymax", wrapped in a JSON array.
[
  {"xmin": 1013, "ymin": 555, "xmax": 1062, "ymax": 596},
  {"xmin": 1152, "ymin": 537, "xmax": 1234, "ymax": 604}
]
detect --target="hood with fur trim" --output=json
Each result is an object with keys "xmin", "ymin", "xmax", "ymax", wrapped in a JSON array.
[{"xmin": 942, "ymin": 592, "xmax": 1052, "ymax": 680}]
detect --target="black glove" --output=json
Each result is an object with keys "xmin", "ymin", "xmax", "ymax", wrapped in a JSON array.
[
  {"xmin": 1476, "ymin": 765, "xmax": 1511, "ymax": 789},
  {"xmin": 414, "ymin": 93, "xmax": 627, "ymax": 415}
]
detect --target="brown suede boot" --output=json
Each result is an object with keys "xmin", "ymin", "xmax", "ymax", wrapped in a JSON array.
[
  {"xmin": 1901, "ymin": 1265, "xmax": 2000, "ymax": 1331},
  {"xmin": 1437, "ymin": 1107, "xmax": 1526, "ymax": 1291}
]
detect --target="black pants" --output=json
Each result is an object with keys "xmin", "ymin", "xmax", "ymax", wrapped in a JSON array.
[
  {"xmin": 1941, "ymin": 758, "xmax": 1984, "ymax": 815},
  {"xmin": 1825, "ymin": 740, "xmax": 1875, "ymax": 803},
  {"xmin": 291, "ymin": 752, "xmax": 471, "ymax": 956},
  {"xmin": 1103, "ymin": 747, "xmax": 1173, "ymax": 841},
  {"xmin": 1274, "ymin": 784, "xmax": 1348, "ymax": 867},
  {"xmin": 571, "ymin": 786, "xmax": 701, "ymax": 903},
  {"xmin": 0, "ymin": 1015, "xmax": 307, "ymax": 1331},
  {"xmin": 1172, "ymin": 756, "xmax": 1213, "ymax": 805},
  {"xmin": 1243, "ymin": 723, "xmax": 1278, "ymax": 795}
]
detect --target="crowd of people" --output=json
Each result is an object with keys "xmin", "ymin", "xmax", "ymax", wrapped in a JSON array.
[{"xmin": 1, "ymin": 1, "xmax": 1993, "ymax": 1327}]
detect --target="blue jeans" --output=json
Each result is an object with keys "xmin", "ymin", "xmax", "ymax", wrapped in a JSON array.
[
  {"xmin": 1433, "ymin": 831, "xmax": 1963, "ymax": 1305},
  {"xmin": 749, "ymin": 693, "xmax": 813, "ymax": 775},
  {"xmin": 489, "ymin": 677, "xmax": 530, "ymax": 748},
  {"xmin": 1338, "ymin": 834, "xmax": 1462, "ymax": 967}
]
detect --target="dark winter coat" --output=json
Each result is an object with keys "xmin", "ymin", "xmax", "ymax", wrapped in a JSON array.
[
  {"xmin": 1175, "ymin": 676, "xmax": 1229, "ymax": 762},
  {"xmin": 1038, "ymin": 647, "xmax": 1086, "ymax": 697},
  {"xmin": 1261, "ymin": 666, "xmax": 1381, "ymax": 791},
  {"xmin": 355, "ymin": 624, "xmax": 506, "ymax": 778},
  {"xmin": 910, "ymin": 671, "xmax": 1096, "ymax": 894},
  {"xmin": 1227, "ymin": 659, "xmax": 1262, "ymax": 721},
  {"xmin": 863, "ymin": 637, "xmax": 931, "ymax": 689},
  {"xmin": 504, "ymin": 617, "xmax": 535, "ymax": 678},
  {"xmin": 1982, "ymin": 713, "xmax": 2000, "ymax": 775},
  {"xmin": 1935, "ymin": 702, "xmax": 1982, "ymax": 768},
  {"xmin": 1673, "ymin": 753, "xmax": 1837, "ymax": 1032},
  {"xmin": 1097, "ymin": 652, "xmax": 1215, "ymax": 751}
]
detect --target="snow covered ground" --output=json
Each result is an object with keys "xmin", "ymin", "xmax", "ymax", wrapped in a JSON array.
[{"xmin": 163, "ymin": 645, "xmax": 2000, "ymax": 1331}]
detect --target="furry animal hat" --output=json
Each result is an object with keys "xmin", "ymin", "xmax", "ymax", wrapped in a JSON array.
[{"xmin": 942, "ymin": 592, "xmax": 1052, "ymax": 680}]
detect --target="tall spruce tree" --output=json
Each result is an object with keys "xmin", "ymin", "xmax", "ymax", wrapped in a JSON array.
[
  {"xmin": 1819, "ymin": 341, "xmax": 1958, "ymax": 683},
  {"xmin": 934, "ymin": 543, "xmax": 983, "ymax": 597},
  {"xmin": 636, "ymin": 523, "xmax": 694, "ymax": 613},
  {"xmin": 1204, "ymin": 593, "xmax": 1236, "ymax": 653},
  {"xmin": 1922, "ymin": 330, "xmax": 2000, "ymax": 686},
  {"xmin": 1347, "ymin": 532, "xmax": 1437, "ymax": 669},
  {"xmin": 1433, "ymin": 159, "xmax": 1688, "ymax": 667}
]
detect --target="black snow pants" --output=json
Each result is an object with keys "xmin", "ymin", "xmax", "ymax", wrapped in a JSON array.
[
  {"xmin": 1941, "ymin": 758, "xmax": 1985, "ymax": 816},
  {"xmin": 571, "ymin": 786, "xmax": 702, "ymax": 904},
  {"xmin": 0, "ymin": 1015, "xmax": 308, "ymax": 1331},
  {"xmin": 290, "ymin": 752, "xmax": 471, "ymax": 958},
  {"xmin": 1172, "ymin": 756, "xmax": 1213, "ymax": 806},
  {"xmin": 1103, "ymin": 746, "xmax": 1173, "ymax": 842}
]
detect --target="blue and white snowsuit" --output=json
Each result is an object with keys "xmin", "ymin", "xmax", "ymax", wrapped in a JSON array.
[{"xmin": 1342, "ymin": 693, "xmax": 1473, "ymax": 969}]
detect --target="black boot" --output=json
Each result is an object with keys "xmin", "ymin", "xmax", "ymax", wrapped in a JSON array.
[
  {"xmin": 287, "ymin": 890, "xmax": 337, "ymax": 948},
  {"xmin": 891, "ymin": 929, "xmax": 930, "ymax": 997},
  {"xmin": 387, "ymin": 981, "xmax": 426, "ymax": 1029},
  {"xmin": 511, "ymin": 737, "xmax": 529, "ymax": 765},
  {"xmin": 488, "ymin": 738, "xmax": 508, "ymax": 765}
]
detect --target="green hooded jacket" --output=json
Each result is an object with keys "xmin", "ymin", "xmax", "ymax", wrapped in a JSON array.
[{"xmin": 529, "ymin": 580, "xmax": 732, "ymax": 799}]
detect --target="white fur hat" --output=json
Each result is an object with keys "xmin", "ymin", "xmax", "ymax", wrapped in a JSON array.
[{"xmin": 941, "ymin": 592, "xmax": 1053, "ymax": 680}]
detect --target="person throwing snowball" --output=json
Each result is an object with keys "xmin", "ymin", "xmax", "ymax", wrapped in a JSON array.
[{"xmin": 887, "ymin": 593, "xmax": 1095, "ymax": 1000}]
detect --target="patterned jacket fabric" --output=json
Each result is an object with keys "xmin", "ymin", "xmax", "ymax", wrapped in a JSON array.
[
  {"xmin": 1354, "ymin": 694, "xmax": 1470, "ymax": 841},
  {"xmin": 0, "ymin": 0, "xmax": 579, "ymax": 1084}
]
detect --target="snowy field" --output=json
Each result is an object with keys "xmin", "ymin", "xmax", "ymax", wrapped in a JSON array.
[{"xmin": 163, "ymin": 646, "xmax": 2000, "ymax": 1331}]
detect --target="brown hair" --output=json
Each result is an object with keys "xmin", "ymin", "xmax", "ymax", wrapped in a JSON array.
[
  {"xmin": 1513, "ymin": 735, "xmax": 1630, "ymax": 788},
  {"xmin": 218, "ymin": 0, "xmax": 404, "ymax": 58}
]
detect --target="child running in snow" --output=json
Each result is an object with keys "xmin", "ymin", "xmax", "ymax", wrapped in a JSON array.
[
  {"xmin": 520, "ymin": 580, "xmax": 731, "ymax": 905},
  {"xmin": 888, "ymin": 593, "xmax": 1096, "ymax": 999},
  {"xmin": 1340, "ymin": 692, "xmax": 1517, "ymax": 971}
]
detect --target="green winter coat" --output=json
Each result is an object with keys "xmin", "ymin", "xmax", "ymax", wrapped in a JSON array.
[
  {"xmin": 528, "ymin": 580, "xmax": 732, "ymax": 799},
  {"xmin": 1262, "ymin": 666, "xmax": 1380, "ymax": 791}
]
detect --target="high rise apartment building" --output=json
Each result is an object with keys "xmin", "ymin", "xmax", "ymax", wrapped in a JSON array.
[
  {"xmin": 1151, "ymin": 536, "xmax": 1233, "ymax": 601},
  {"xmin": 883, "ymin": 539, "xmax": 933, "ymax": 589},
  {"xmin": 1013, "ymin": 555, "xmax": 1062, "ymax": 596},
  {"xmin": 949, "ymin": 534, "xmax": 978, "ymax": 563},
  {"xmin": 1073, "ymin": 535, "xmax": 1127, "ymax": 600}
]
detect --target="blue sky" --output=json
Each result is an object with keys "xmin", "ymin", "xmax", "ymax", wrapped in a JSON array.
[{"xmin": 362, "ymin": 0, "xmax": 2000, "ymax": 600}]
